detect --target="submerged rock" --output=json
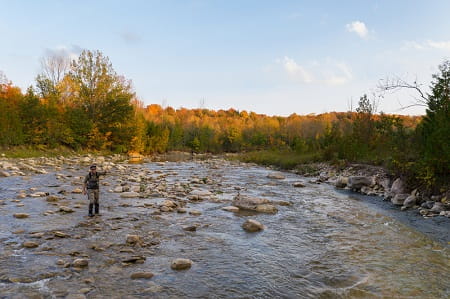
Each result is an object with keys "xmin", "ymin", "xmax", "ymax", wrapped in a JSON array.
[
  {"xmin": 130, "ymin": 272, "xmax": 154, "ymax": 279},
  {"xmin": 22, "ymin": 241, "xmax": 39, "ymax": 248}
]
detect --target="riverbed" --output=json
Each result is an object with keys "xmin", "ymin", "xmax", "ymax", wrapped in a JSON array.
[{"xmin": 0, "ymin": 158, "xmax": 449, "ymax": 298}]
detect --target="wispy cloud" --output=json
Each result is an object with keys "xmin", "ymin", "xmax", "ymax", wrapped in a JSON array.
[
  {"xmin": 346, "ymin": 21, "xmax": 369, "ymax": 39},
  {"xmin": 275, "ymin": 57, "xmax": 352, "ymax": 86},
  {"xmin": 324, "ymin": 62, "xmax": 353, "ymax": 85},
  {"xmin": 403, "ymin": 40, "xmax": 450, "ymax": 51},
  {"xmin": 280, "ymin": 56, "xmax": 313, "ymax": 83}
]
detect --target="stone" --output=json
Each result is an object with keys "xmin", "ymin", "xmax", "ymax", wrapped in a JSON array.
[
  {"xmin": 170, "ymin": 258, "xmax": 193, "ymax": 270},
  {"xmin": 46, "ymin": 195, "xmax": 60, "ymax": 202},
  {"xmin": 334, "ymin": 176, "xmax": 348, "ymax": 188},
  {"xmin": 30, "ymin": 192, "xmax": 48, "ymax": 197},
  {"xmin": 0, "ymin": 170, "xmax": 10, "ymax": 177},
  {"xmin": 222, "ymin": 206, "xmax": 239, "ymax": 212},
  {"xmin": 113, "ymin": 186, "xmax": 123, "ymax": 193},
  {"xmin": 126, "ymin": 234, "xmax": 142, "ymax": 245},
  {"xmin": 255, "ymin": 204, "xmax": 278, "ymax": 214},
  {"xmin": 73, "ymin": 258, "xmax": 89, "ymax": 268},
  {"xmin": 131, "ymin": 272, "xmax": 154, "ymax": 279},
  {"xmin": 233, "ymin": 195, "xmax": 270, "ymax": 211},
  {"xmin": 177, "ymin": 208, "xmax": 187, "ymax": 213},
  {"xmin": 347, "ymin": 176, "xmax": 372, "ymax": 190},
  {"xmin": 390, "ymin": 178, "xmax": 406, "ymax": 195},
  {"xmin": 188, "ymin": 189, "xmax": 214, "ymax": 201},
  {"xmin": 22, "ymin": 241, "xmax": 39, "ymax": 248},
  {"xmin": 267, "ymin": 173, "xmax": 285, "ymax": 179},
  {"xmin": 160, "ymin": 200, "xmax": 177, "ymax": 208},
  {"xmin": 120, "ymin": 192, "xmax": 140, "ymax": 198},
  {"xmin": 13, "ymin": 213, "xmax": 29, "ymax": 219},
  {"xmin": 59, "ymin": 206, "xmax": 74, "ymax": 213},
  {"xmin": 53, "ymin": 231, "xmax": 69, "ymax": 238},
  {"xmin": 293, "ymin": 182, "xmax": 306, "ymax": 188},
  {"xmin": 391, "ymin": 193, "xmax": 408, "ymax": 206},
  {"xmin": 421, "ymin": 201, "xmax": 435, "ymax": 209},
  {"xmin": 182, "ymin": 225, "xmax": 198, "ymax": 232},
  {"xmin": 403, "ymin": 195, "xmax": 416, "ymax": 208},
  {"xmin": 242, "ymin": 219, "xmax": 264, "ymax": 232},
  {"xmin": 189, "ymin": 210, "xmax": 202, "ymax": 216},
  {"xmin": 430, "ymin": 202, "xmax": 445, "ymax": 213},
  {"xmin": 72, "ymin": 188, "xmax": 83, "ymax": 194}
]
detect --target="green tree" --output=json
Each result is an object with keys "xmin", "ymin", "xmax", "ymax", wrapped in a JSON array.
[
  {"xmin": 417, "ymin": 60, "xmax": 450, "ymax": 188},
  {"xmin": 69, "ymin": 50, "xmax": 135, "ymax": 150}
]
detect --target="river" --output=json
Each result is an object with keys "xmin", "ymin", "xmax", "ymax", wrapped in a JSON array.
[{"xmin": 0, "ymin": 158, "xmax": 448, "ymax": 298}]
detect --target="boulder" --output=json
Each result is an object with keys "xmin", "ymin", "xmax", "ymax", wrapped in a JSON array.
[
  {"xmin": 293, "ymin": 182, "xmax": 306, "ymax": 188},
  {"xmin": 22, "ymin": 241, "xmax": 39, "ymax": 248},
  {"xmin": 430, "ymin": 202, "xmax": 445, "ymax": 213},
  {"xmin": 160, "ymin": 200, "xmax": 177, "ymax": 208},
  {"xmin": 171, "ymin": 258, "xmax": 193, "ymax": 270},
  {"xmin": 73, "ymin": 258, "xmax": 89, "ymax": 268},
  {"xmin": 120, "ymin": 192, "xmax": 140, "ymax": 198},
  {"xmin": 233, "ymin": 195, "xmax": 270, "ymax": 211},
  {"xmin": 334, "ymin": 176, "xmax": 348, "ymax": 188},
  {"xmin": 59, "ymin": 206, "xmax": 74, "ymax": 213},
  {"xmin": 267, "ymin": 173, "xmax": 285, "ymax": 179},
  {"xmin": 0, "ymin": 171, "xmax": 10, "ymax": 177},
  {"xmin": 13, "ymin": 213, "xmax": 29, "ymax": 219},
  {"xmin": 391, "ymin": 193, "xmax": 408, "ymax": 206},
  {"xmin": 242, "ymin": 219, "xmax": 264, "ymax": 232},
  {"xmin": 188, "ymin": 189, "xmax": 214, "ymax": 201},
  {"xmin": 390, "ymin": 178, "xmax": 406, "ymax": 195},
  {"xmin": 347, "ymin": 176, "xmax": 372, "ymax": 190},
  {"xmin": 255, "ymin": 204, "xmax": 278, "ymax": 214},
  {"xmin": 222, "ymin": 206, "xmax": 239, "ymax": 212},
  {"xmin": 126, "ymin": 234, "xmax": 142, "ymax": 245},
  {"xmin": 131, "ymin": 272, "xmax": 154, "ymax": 279},
  {"xmin": 403, "ymin": 195, "xmax": 417, "ymax": 208}
]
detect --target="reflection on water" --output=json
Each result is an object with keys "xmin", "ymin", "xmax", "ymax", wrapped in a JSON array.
[{"xmin": 0, "ymin": 160, "xmax": 449, "ymax": 298}]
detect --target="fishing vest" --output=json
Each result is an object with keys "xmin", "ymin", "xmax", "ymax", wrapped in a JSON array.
[{"xmin": 86, "ymin": 172, "xmax": 100, "ymax": 189}]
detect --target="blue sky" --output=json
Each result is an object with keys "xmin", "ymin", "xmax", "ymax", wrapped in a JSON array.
[{"xmin": 1, "ymin": 0, "xmax": 449, "ymax": 116}]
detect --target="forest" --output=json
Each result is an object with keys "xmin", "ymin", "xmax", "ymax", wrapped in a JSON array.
[{"xmin": 0, "ymin": 50, "xmax": 448, "ymax": 192}]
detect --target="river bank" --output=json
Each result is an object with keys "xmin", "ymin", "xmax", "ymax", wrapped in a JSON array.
[{"xmin": 0, "ymin": 153, "xmax": 449, "ymax": 297}]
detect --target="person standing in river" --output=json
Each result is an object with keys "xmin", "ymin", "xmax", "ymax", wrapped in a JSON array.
[{"xmin": 83, "ymin": 164, "xmax": 107, "ymax": 217}]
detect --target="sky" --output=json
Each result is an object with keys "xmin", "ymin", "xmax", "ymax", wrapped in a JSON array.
[{"xmin": 1, "ymin": 0, "xmax": 449, "ymax": 116}]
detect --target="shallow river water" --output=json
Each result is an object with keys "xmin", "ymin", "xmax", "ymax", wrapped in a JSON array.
[{"xmin": 0, "ymin": 159, "xmax": 449, "ymax": 298}]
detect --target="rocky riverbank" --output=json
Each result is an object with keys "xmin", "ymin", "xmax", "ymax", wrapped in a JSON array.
[{"xmin": 290, "ymin": 162, "xmax": 450, "ymax": 219}]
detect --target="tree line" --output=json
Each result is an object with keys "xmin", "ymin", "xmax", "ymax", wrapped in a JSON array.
[{"xmin": 0, "ymin": 50, "xmax": 448, "ymax": 191}]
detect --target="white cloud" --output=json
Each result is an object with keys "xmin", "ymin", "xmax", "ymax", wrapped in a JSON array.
[
  {"xmin": 346, "ymin": 21, "xmax": 369, "ymax": 39},
  {"xmin": 275, "ymin": 57, "xmax": 352, "ymax": 86},
  {"xmin": 403, "ymin": 40, "xmax": 450, "ymax": 51},
  {"xmin": 280, "ymin": 56, "xmax": 313, "ymax": 83},
  {"xmin": 324, "ymin": 62, "xmax": 353, "ymax": 85},
  {"xmin": 426, "ymin": 40, "xmax": 450, "ymax": 50}
]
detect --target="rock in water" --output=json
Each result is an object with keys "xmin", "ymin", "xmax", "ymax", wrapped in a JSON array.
[
  {"xmin": 242, "ymin": 219, "xmax": 264, "ymax": 232},
  {"xmin": 131, "ymin": 272, "xmax": 154, "ymax": 279},
  {"xmin": 73, "ymin": 258, "xmax": 89, "ymax": 268},
  {"xmin": 13, "ymin": 213, "xmax": 29, "ymax": 219},
  {"xmin": 347, "ymin": 176, "xmax": 372, "ymax": 190},
  {"xmin": 22, "ymin": 241, "xmax": 39, "ymax": 248},
  {"xmin": 171, "ymin": 258, "xmax": 193, "ymax": 270}
]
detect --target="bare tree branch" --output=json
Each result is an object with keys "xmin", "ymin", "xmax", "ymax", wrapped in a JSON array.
[{"xmin": 377, "ymin": 76, "xmax": 428, "ymax": 109}]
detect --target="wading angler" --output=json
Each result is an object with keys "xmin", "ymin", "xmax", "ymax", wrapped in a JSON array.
[{"xmin": 83, "ymin": 164, "xmax": 107, "ymax": 217}]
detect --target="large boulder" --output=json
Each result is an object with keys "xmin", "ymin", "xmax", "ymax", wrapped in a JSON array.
[
  {"xmin": 390, "ymin": 178, "xmax": 406, "ymax": 195},
  {"xmin": 255, "ymin": 204, "xmax": 278, "ymax": 214},
  {"xmin": 233, "ymin": 195, "xmax": 270, "ymax": 210},
  {"xmin": 347, "ymin": 176, "xmax": 372, "ymax": 190},
  {"xmin": 334, "ymin": 176, "xmax": 348, "ymax": 188},
  {"xmin": 391, "ymin": 193, "xmax": 408, "ymax": 206},
  {"xmin": 242, "ymin": 219, "xmax": 264, "ymax": 232},
  {"xmin": 171, "ymin": 258, "xmax": 193, "ymax": 270},
  {"xmin": 403, "ymin": 195, "xmax": 417, "ymax": 208}
]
